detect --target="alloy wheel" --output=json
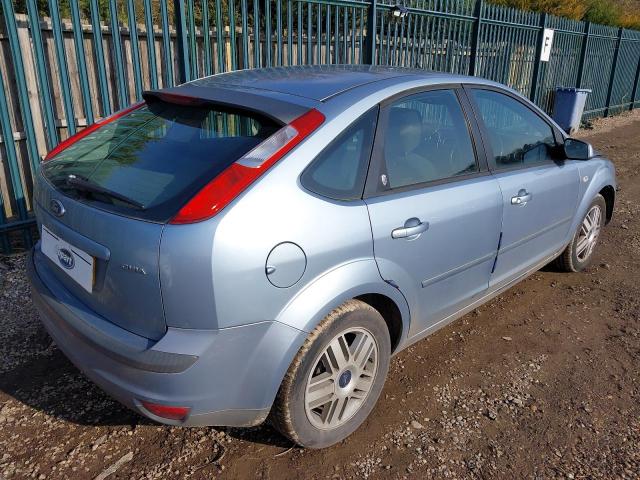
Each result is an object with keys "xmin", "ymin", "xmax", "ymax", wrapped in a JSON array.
[
  {"xmin": 304, "ymin": 327, "xmax": 378, "ymax": 430},
  {"xmin": 576, "ymin": 205, "xmax": 602, "ymax": 262}
]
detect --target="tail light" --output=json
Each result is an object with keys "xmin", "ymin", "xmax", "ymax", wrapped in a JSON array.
[
  {"xmin": 170, "ymin": 108, "xmax": 325, "ymax": 225},
  {"xmin": 140, "ymin": 400, "xmax": 190, "ymax": 421},
  {"xmin": 43, "ymin": 102, "xmax": 145, "ymax": 162}
]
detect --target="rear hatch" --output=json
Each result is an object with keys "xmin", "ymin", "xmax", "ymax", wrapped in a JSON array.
[{"xmin": 35, "ymin": 98, "xmax": 280, "ymax": 340}]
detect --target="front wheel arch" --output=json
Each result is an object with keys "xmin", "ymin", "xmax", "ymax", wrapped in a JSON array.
[{"xmin": 599, "ymin": 185, "xmax": 615, "ymax": 224}]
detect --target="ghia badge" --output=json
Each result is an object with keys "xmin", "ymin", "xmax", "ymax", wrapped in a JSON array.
[
  {"xmin": 121, "ymin": 264, "xmax": 147, "ymax": 275},
  {"xmin": 50, "ymin": 199, "xmax": 65, "ymax": 217}
]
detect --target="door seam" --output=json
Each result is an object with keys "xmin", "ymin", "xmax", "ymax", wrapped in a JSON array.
[{"xmin": 491, "ymin": 231, "xmax": 502, "ymax": 274}]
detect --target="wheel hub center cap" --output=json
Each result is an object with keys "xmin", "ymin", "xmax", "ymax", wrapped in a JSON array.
[{"xmin": 338, "ymin": 370, "xmax": 352, "ymax": 388}]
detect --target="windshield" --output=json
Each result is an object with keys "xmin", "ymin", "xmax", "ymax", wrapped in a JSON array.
[{"xmin": 42, "ymin": 101, "xmax": 280, "ymax": 222}]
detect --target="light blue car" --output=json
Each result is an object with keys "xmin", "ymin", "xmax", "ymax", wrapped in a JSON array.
[{"xmin": 28, "ymin": 66, "xmax": 616, "ymax": 448}]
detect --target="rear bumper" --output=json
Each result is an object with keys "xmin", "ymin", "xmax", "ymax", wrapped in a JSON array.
[{"xmin": 27, "ymin": 246, "xmax": 306, "ymax": 427}]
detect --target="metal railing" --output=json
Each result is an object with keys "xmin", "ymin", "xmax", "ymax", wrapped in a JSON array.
[{"xmin": 1, "ymin": 0, "xmax": 639, "ymax": 253}]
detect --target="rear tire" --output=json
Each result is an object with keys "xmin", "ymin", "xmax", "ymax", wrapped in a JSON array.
[
  {"xmin": 269, "ymin": 300, "xmax": 390, "ymax": 449},
  {"xmin": 555, "ymin": 194, "xmax": 606, "ymax": 272}
]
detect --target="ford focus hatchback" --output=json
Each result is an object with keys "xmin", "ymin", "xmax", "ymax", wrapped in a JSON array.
[{"xmin": 28, "ymin": 65, "xmax": 616, "ymax": 448}]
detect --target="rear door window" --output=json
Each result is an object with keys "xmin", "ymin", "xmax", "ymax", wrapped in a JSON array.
[
  {"xmin": 376, "ymin": 89, "xmax": 478, "ymax": 191},
  {"xmin": 42, "ymin": 101, "xmax": 280, "ymax": 222}
]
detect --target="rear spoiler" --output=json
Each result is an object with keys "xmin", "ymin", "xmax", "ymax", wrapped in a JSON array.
[{"xmin": 142, "ymin": 84, "xmax": 315, "ymax": 124}]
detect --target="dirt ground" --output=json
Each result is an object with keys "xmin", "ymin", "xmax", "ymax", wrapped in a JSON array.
[{"xmin": 1, "ymin": 111, "xmax": 639, "ymax": 480}]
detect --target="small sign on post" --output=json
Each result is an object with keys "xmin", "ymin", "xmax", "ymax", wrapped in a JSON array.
[{"xmin": 540, "ymin": 28, "xmax": 555, "ymax": 62}]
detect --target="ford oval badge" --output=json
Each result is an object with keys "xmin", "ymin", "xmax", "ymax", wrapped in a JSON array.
[
  {"xmin": 57, "ymin": 247, "xmax": 75, "ymax": 270},
  {"xmin": 50, "ymin": 199, "xmax": 65, "ymax": 217}
]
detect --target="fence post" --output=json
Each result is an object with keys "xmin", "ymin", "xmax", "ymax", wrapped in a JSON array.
[
  {"xmin": 631, "ymin": 52, "xmax": 640, "ymax": 111},
  {"xmin": 0, "ymin": 5, "xmax": 33, "ymax": 249},
  {"xmin": 143, "ymin": 0, "xmax": 159, "ymax": 89},
  {"xmin": 69, "ymin": 0, "xmax": 94, "ymax": 124},
  {"xmin": 174, "ymin": 0, "xmax": 191, "ymax": 83},
  {"xmin": 127, "ymin": 0, "xmax": 144, "ymax": 98},
  {"xmin": 365, "ymin": 0, "xmax": 377, "ymax": 64},
  {"xmin": 160, "ymin": 1, "xmax": 175, "ymax": 85},
  {"xmin": 0, "ymin": 72, "xmax": 32, "ymax": 249},
  {"xmin": 530, "ymin": 13, "xmax": 547, "ymax": 103},
  {"xmin": 49, "ymin": 0, "xmax": 77, "ymax": 135},
  {"xmin": 604, "ymin": 28, "xmax": 624, "ymax": 117},
  {"xmin": 25, "ymin": 0, "xmax": 58, "ymax": 149},
  {"xmin": 109, "ymin": 0, "xmax": 129, "ymax": 108},
  {"xmin": 186, "ymin": 0, "xmax": 199, "ymax": 77},
  {"xmin": 469, "ymin": 0, "xmax": 482, "ymax": 77},
  {"xmin": 89, "ymin": 0, "xmax": 112, "ymax": 116},
  {"xmin": 1, "ymin": 0, "xmax": 40, "ymax": 172},
  {"xmin": 576, "ymin": 22, "xmax": 590, "ymax": 88}
]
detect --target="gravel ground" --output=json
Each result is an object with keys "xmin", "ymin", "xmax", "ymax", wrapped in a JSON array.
[{"xmin": 1, "ymin": 111, "xmax": 639, "ymax": 480}]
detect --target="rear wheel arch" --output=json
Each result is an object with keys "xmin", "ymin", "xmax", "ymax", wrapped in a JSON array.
[
  {"xmin": 355, "ymin": 293, "xmax": 403, "ymax": 353},
  {"xmin": 274, "ymin": 260, "xmax": 411, "ymax": 343}
]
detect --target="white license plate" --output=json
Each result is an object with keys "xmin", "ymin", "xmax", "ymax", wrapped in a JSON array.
[{"xmin": 41, "ymin": 226, "xmax": 95, "ymax": 293}]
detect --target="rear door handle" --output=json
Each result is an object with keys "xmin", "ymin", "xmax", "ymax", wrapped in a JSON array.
[
  {"xmin": 511, "ymin": 189, "xmax": 532, "ymax": 206},
  {"xmin": 391, "ymin": 218, "xmax": 429, "ymax": 239}
]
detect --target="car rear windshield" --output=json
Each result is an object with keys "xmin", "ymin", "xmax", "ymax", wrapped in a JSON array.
[{"xmin": 42, "ymin": 100, "xmax": 281, "ymax": 222}]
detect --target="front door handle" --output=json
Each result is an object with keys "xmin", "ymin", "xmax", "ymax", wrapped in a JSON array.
[
  {"xmin": 511, "ymin": 189, "xmax": 532, "ymax": 206},
  {"xmin": 391, "ymin": 218, "xmax": 429, "ymax": 239}
]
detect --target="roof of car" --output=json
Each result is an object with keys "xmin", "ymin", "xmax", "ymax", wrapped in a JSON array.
[
  {"xmin": 188, "ymin": 65, "xmax": 477, "ymax": 102},
  {"xmin": 143, "ymin": 65, "xmax": 498, "ymax": 123}
]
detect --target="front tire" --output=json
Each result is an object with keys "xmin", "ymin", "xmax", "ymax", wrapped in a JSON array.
[
  {"xmin": 556, "ymin": 194, "xmax": 606, "ymax": 272},
  {"xmin": 269, "ymin": 300, "xmax": 391, "ymax": 449}
]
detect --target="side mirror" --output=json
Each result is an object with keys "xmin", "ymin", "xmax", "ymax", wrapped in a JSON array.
[{"xmin": 564, "ymin": 138, "xmax": 594, "ymax": 160}]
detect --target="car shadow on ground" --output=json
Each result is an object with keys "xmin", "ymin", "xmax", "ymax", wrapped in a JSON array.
[
  {"xmin": 0, "ymin": 338, "xmax": 144, "ymax": 427},
  {"xmin": 0, "ymin": 323, "xmax": 293, "ymax": 447}
]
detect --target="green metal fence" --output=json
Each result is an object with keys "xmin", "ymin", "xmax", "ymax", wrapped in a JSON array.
[{"xmin": 1, "ymin": 0, "xmax": 639, "ymax": 253}]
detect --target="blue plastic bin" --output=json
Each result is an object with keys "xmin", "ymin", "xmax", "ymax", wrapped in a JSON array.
[{"xmin": 552, "ymin": 87, "xmax": 591, "ymax": 135}]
